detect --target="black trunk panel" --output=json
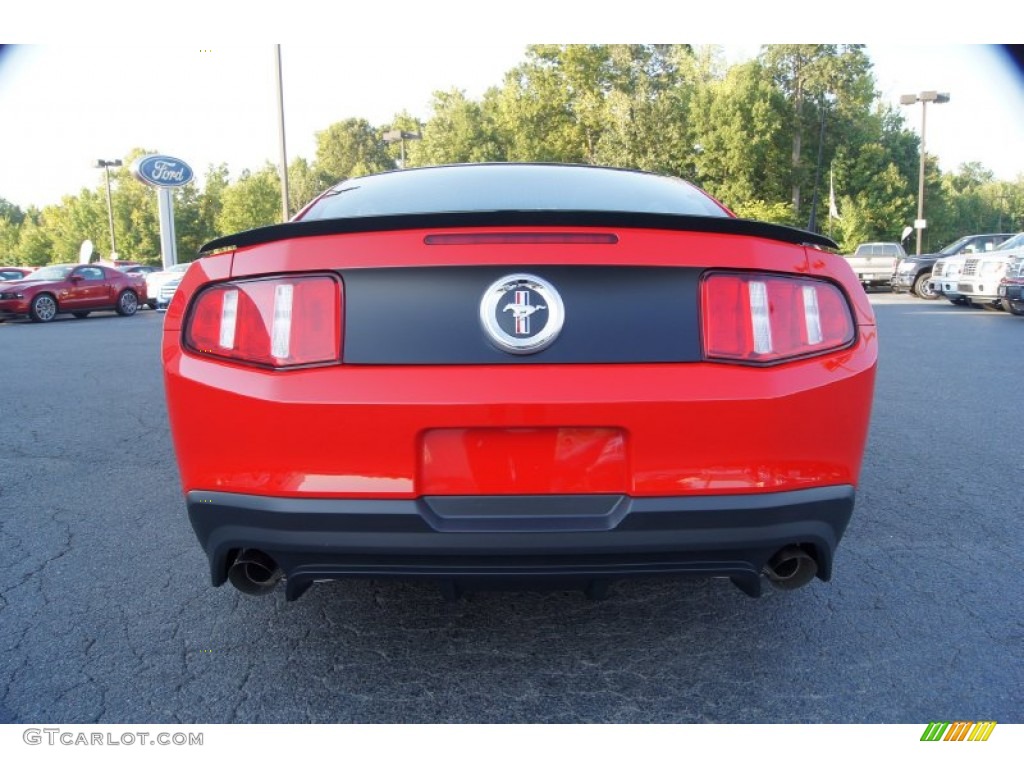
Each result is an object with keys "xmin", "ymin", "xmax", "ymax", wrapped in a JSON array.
[{"xmin": 341, "ymin": 266, "xmax": 702, "ymax": 365}]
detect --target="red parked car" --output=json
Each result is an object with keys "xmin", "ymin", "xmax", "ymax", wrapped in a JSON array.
[
  {"xmin": 0, "ymin": 263, "xmax": 146, "ymax": 322},
  {"xmin": 0, "ymin": 266, "xmax": 36, "ymax": 282},
  {"xmin": 163, "ymin": 164, "xmax": 877, "ymax": 601}
]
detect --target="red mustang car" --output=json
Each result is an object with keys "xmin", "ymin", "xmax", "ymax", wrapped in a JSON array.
[
  {"xmin": 163, "ymin": 164, "xmax": 877, "ymax": 601},
  {"xmin": 0, "ymin": 266, "xmax": 36, "ymax": 282},
  {"xmin": 0, "ymin": 263, "xmax": 146, "ymax": 322}
]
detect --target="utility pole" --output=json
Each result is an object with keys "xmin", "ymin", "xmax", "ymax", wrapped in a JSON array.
[
  {"xmin": 95, "ymin": 159, "xmax": 122, "ymax": 258},
  {"xmin": 274, "ymin": 45, "xmax": 290, "ymax": 222}
]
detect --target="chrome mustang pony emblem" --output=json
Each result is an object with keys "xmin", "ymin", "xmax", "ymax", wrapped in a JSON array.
[
  {"xmin": 480, "ymin": 273, "xmax": 565, "ymax": 354},
  {"xmin": 502, "ymin": 291, "xmax": 547, "ymax": 335}
]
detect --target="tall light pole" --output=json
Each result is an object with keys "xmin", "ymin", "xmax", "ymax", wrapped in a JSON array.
[
  {"xmin": 95, "ymin": 158, "xmax": 122, "ymax": 258},
  {"xmin": 274, "ymin": 45, "xmax": 290, "ymax": 222},
  {"xmin": 900, "ymin": 91, "xmax": 950, "ymax": 255}
]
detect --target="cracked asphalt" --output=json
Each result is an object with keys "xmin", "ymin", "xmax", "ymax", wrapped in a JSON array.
[{"xmin": 1, "ymin": 296, "xmax": 1021, "ymax": 724}]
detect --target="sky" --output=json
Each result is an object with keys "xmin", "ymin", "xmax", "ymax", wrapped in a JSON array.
[{"xmin": 2, "ymin": 6, "xmax": 1022, "ymax": 211}]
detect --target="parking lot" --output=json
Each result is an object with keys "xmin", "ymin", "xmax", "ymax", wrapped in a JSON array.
[{"xmin": 0, "ymin": 294, "xmax": 1021, "ymax": 723}]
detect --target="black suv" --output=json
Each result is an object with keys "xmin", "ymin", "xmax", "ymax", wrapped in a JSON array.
[{"xmin": 891, "ymin": 233, "xmax": 1014, "ymax": 299}]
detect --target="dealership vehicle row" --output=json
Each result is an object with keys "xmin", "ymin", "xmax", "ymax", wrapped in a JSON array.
[
  {"xmin": 877, "ymin": 231, "xmax": 1024, "ymax": 313},
  {"xmin": 927, "ymin": 233, "xmax": 1024, "ymax": 313}
]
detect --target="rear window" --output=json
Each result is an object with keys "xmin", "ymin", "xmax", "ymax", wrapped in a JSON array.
[
  {"xmin": 299, "ymin": 164, "xmax": 729, "ymax": 221},
  {"xmin": 854, "ymin": 244, "xmax": 901, "ymax": 257}
]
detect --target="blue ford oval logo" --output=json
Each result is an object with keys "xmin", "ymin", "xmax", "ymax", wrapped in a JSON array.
[{"xmin": 131, "ymin": 155, "xmax": 194, "ymax": 188}]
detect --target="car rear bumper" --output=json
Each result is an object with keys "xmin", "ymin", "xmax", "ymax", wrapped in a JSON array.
[{"xmin": 187, "ymin": 485, "xmax": 855, "ymax": 599}]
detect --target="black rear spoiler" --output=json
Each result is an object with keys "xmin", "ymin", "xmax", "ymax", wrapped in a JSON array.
[{"xmin": 199, "ymin": 210, "xmax": 837, "ymax": 255}]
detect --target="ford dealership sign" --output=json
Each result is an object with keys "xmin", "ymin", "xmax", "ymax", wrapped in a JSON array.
[{"xmin": 131, "ymin": 155, "xmax": 193, "ymax": 188}]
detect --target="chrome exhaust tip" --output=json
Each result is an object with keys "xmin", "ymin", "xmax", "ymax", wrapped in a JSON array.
[
  {"xmin": 228, "ymin": 549, "xmax": 283, "ymax": 596},
  {"xmin": 763, "ymin": 546, "xmax": 818, "ymax": 591}
]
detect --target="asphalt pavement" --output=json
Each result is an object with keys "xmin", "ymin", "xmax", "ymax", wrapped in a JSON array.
[{"xmin": 0, "ymin": 296, "xmax": 1021, "ymax": 723}]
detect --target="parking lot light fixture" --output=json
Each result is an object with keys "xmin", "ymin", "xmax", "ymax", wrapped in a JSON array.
[
  {"xmin": 95, "ymin": 159, "xmax": 123, "ymax": 258},
  {"xmin": 383, "ymin": 130, "xmax": 422, "ymax": 169},
  {"xmin": 900, "ymin": 91, "xmax": 950, "ymax": 256}
]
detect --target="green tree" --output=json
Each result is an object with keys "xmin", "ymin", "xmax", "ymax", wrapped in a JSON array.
[
  {"xmin": 983, "ymin": 176, "xmax": 1024, "ymax": 232},
  {"xmin": 933, "ymin": 162, "xmax": 1001, "ymax": 246},
  {"xmin": 216, "ymin": 165, "xmax": 282, "ymax": 234},
  {"xmin": 193, "ymin": 163, "xmax": 230, "ymax": 251},
  {"xmin": 731, "ymin": 199, "xmax": 801, "ymax": 227},
  {"xmin": 688, "ymin": 61, "xmax": 791, "ymax": 211},
  {"xmin": 14, "ymin": 212, "xmax": 53, "ymax": 266},
  {"xmin": 488, "ymin": 44, "xmax": 697, "ymax": 169},
  {"xmin": 40, "ymin": 191, "xmax": 107, "ymax": 262},
  {"xmin": 0, "ymin": 197, "xmax": 25, "ymax": 226},
  {"xmin": 314, "ymin": 118, "xmax": 394, "ymax": 181},
  {"xmin": 593, "ymin": 45, "xmax": 694, "ymax": 172},
  {"xmin": 113, "ymin": 171, "xmax": 161, "ymax": 260},
  {"xmin": 411, "ymin": 90, "xmax": 500, "ymax": 166},
  {"xmin": 0, "ymin": 218, "xmax": 21, "ymax": 258},
  {"xmin": 760, "ymin": 45, "xmax": 875, "ymax": 218},
  {"xmin": 831, "ymin": 145, "xmax": 916, "ymax": 249},
  {"xmin": 287, "ymin": 156, "xmax": 331, "ymax": 213},
  {"xmin": 489, "ymin": 47, "xmax": 588, "ymax": 162},
  {"xmin": 826, "ymin": 105, "xmax": 919, "ymax": 249},
  {"xmin": 0, "ymin": 198, "xmax": 26, "ymax": 257},
  {"xmin": 172, "ymin": 177, "xmax": 211, "ymax": 262}
]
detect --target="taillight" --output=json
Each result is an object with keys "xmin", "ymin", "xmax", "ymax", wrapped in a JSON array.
[
  {"xmin": 702, "ymin": 272, "xmax": 854, "ymax": 364},
  {"xmin": 184, "ymin": 275, "xmax": 342, "ymax": 368}
]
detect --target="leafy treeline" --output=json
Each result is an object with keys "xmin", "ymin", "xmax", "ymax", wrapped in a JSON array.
[{"xmin": 2, "ymin": 44, "xmax": 1022, "ymax": 266}]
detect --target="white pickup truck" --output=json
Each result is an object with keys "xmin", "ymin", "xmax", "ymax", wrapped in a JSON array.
[
  {"xmin": 843, "ymin": 242, "xmax": 906, "ymax": 289},
  {"xmin": 954, "ymin": 232, "xmax": 1024, "ymax": 308}
]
